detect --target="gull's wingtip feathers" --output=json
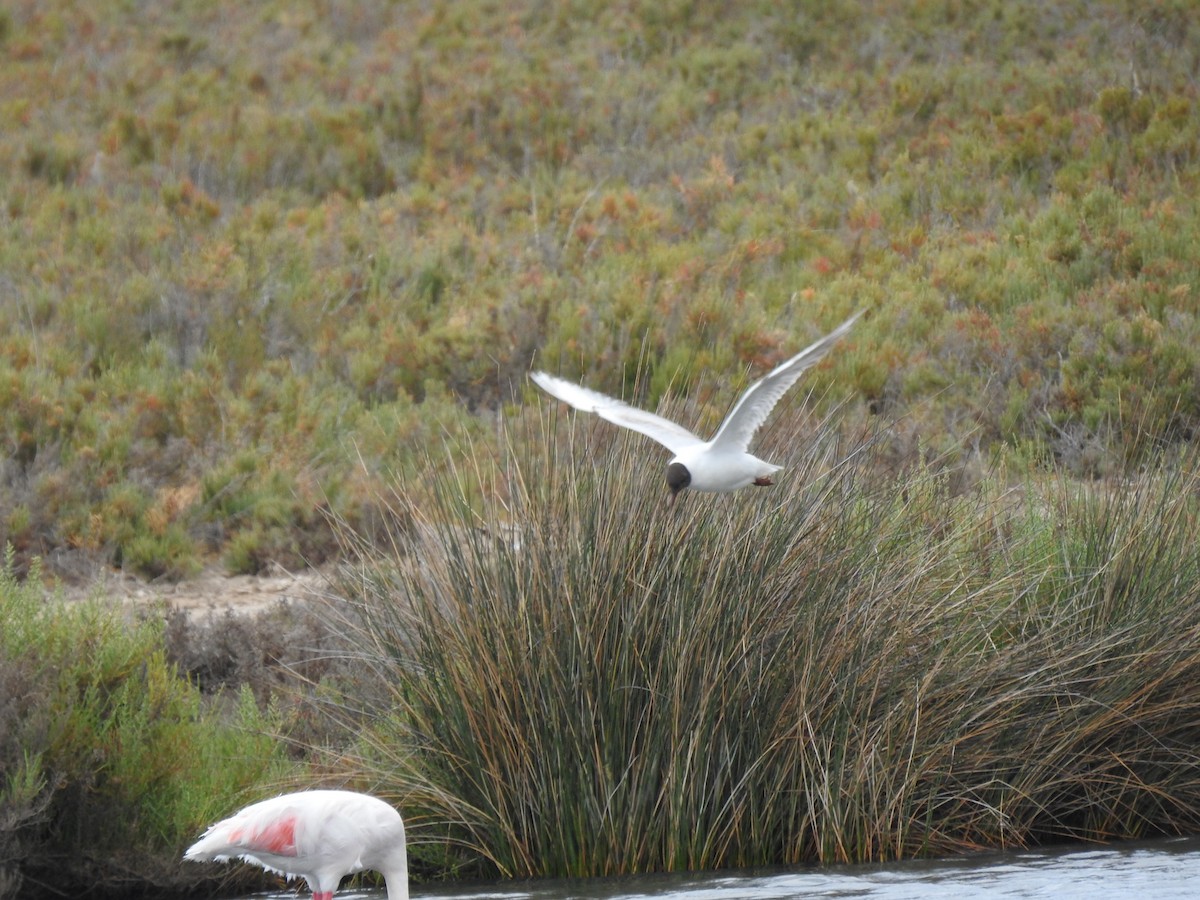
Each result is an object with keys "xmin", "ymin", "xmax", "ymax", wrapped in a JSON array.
[{"xmin": 805, "ymin": 309, "xmax": 863, "ymax": 349}]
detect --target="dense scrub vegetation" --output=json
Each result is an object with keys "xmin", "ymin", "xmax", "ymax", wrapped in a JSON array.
[{"xmin": 1, "ymin": 0, "xmax": 1198, "ymax": 577}]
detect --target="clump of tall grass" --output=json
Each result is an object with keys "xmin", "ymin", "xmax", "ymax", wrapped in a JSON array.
[{"xmin": 335, "ymin": 406, "xmax": 1200, "ymax": 879}]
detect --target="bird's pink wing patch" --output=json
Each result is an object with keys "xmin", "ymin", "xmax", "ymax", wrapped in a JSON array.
[{"xmin": 228, "ymin": 816, "xmax": 298, "ymax": 856}]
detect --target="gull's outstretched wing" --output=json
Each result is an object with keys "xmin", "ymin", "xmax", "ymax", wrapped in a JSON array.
[
  {"xmin": 708, "ymin": 311, "xmax": 861, "ymax": 453},
  {"xmin": 530, "ymin": 371, "xmax": 703, "ymax": 456}
]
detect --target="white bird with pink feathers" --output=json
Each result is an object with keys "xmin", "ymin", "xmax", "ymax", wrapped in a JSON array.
[{"xmin": 185, "ymin": 789, "xmax": 409, "ymax": 900}]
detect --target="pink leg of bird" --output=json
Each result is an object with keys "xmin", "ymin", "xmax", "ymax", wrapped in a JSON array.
[{"xmin": 753, "ymin": 475, "xmax": 774, "ymax": 486}]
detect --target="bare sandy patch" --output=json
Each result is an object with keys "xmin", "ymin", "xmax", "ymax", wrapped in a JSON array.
[{"xmin": 59, "ymin": 564, "xmax": 331, "ymax": 618}]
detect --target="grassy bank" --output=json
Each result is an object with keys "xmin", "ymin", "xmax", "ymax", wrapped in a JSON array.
[
  {"xmin": 2, "ymin": 0, "xmax": 1199, "ymax": 577},
  {"xmin": 335, "ymin": 413, "xmax": 1200, "ymax": 878},
  {"xmin": 6, "ymin": 409, "xmax": 1200, "ymax": 895}
]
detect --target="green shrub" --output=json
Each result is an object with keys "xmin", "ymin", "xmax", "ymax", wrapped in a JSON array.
[
  {"xmin": 122, "ymin": 522, "xmax": 201, "ymax": 580},
  {"xmin": 0, "ymin": 549, "xmax": 294, "ymax": 898},
  {"xmin": 23, "ymin": 137, "xmax": 82, "ymax": 184}
]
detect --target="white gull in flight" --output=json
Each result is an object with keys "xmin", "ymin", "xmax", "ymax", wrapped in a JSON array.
[{"xmin": 531, "ymin": 312, "xmax": 861, "ymax": 497}]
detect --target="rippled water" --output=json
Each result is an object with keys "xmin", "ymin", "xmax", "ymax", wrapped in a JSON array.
[{"xmin": 238, "ymin": 835, "xmax": 1200, "ymax": 900}]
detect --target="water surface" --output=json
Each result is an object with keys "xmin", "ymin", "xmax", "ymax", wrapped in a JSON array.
[{"xmin": 240, "ymin": 835, "xmax": 1200, "ymax": 899}]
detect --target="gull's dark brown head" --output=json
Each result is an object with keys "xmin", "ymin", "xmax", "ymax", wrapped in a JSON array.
[{"xmin": 666, "ymin": 462, "xmax": 691, "ymax": 497}]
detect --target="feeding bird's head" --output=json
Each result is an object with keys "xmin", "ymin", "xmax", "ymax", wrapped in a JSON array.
[{"xmin": 666, "ymin": 462, "xmax": 691, "ymax": 497}]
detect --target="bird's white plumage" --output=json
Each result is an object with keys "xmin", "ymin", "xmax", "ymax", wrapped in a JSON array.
[
  {"xmin": 531, "ymin": 312, "xmax": 860, "ymax": 494},
  {"xmin": 185, "ymin": 789, "xmax": 409, "ymax": 900},
  {"xmin": 528, "ymin": 372, "xmax": 703, "ymax": 455},
  {"xmin": 708, "ymin": 312, "xmax": 860, "ymax": 453}
]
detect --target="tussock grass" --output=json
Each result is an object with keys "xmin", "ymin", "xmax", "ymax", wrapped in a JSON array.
[{"xmin": 335, "ymin": 411, "xmax": 1200, "ymax": 878}]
